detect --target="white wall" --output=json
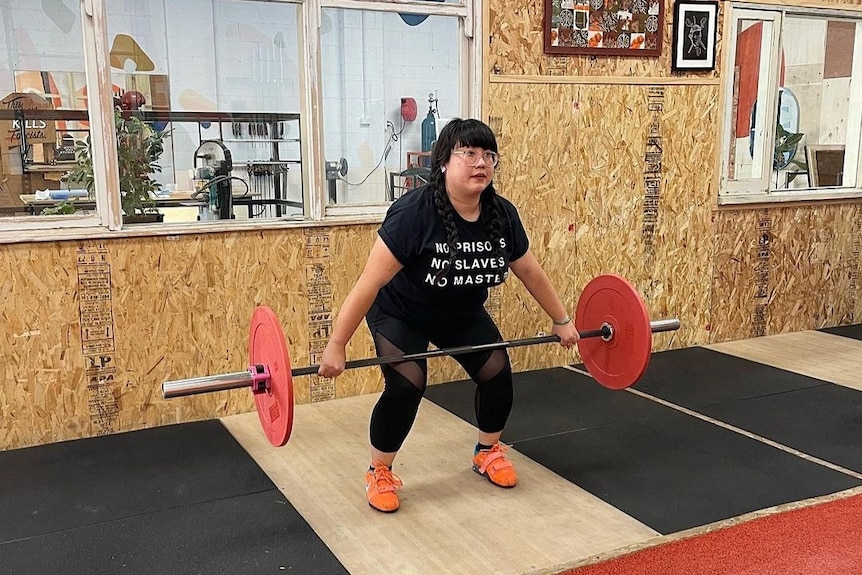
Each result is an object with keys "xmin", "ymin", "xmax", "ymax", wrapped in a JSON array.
[
  {"xmin": 783, "ymin": 17, "xmax": 852, "ymax": 147},
  {"xmin": 0, "ymin": 0, "xmax": 85, "ymax": 95}
]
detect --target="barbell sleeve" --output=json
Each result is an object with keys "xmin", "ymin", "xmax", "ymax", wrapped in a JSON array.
[
  {"xmin": 647, "ymin": 318, "xmax": 681, "ymax": 333},
  {"xmin": 162, "ymin": 318, "xmax": 679, "ymax": 399},
  {"xmin": 163, "ymin": 370, "xmax": 256, "ymax": 399}
]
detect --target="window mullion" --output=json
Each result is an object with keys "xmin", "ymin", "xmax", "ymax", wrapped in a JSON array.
[
  {"xmin": 301, "ymin": 0, "xmax": 327, "ymax": 220},
  {"xmin": 844, "ymin": 22, "xmax": 862, "ymax": 188},
  {"xmin": 460, "ymin": 18, "xmax": 471, "ymax": 118},
  {"xmin": 753, "ymin": 13, "xmax": 782, "ymax": 190},
  {"xmin": 80, "ymin": 0, "xmax": 121, "ymax": 229},
  {"xmin": 464, "ymin": 0, "xmax": 482, "ymax": 118}
]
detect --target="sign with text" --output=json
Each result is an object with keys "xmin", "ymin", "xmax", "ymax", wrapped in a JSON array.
[{"xmin": 1, "ymin": 92, "xmax": 57, "ymax": 148}]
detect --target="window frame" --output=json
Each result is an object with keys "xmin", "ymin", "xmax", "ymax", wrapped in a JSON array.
[
  {"xmin": 0, "ymin": 0, "xmax": 482, "ymax": 241},
  {"xmin": 719, "ymin": 2, "xmax": 862, "ymax": 205}
]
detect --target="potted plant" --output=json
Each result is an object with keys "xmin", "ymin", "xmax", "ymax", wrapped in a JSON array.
[
  {"xmin": 68, "ymin": 109, "xmax": 171, "ymax": 223},
  {"xmin": 773, "ymin": 122, "xmax": 808, "ymax": 187}
]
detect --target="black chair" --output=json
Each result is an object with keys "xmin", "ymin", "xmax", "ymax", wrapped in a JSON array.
[{"xmin": 388, "ymin": 166, "xmax": 431, "ymax": 200}]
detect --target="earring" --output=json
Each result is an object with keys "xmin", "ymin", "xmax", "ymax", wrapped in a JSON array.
[{"xmin": 441, "ymin": 166, "xmax": 446, "ymax": 173}]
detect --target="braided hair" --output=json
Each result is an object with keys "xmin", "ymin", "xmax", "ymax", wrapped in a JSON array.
[{"xmin": 429, "ymin": 119, "xmax": 506, "ymax": 285}]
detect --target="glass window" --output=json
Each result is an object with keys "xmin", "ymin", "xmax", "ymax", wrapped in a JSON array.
[
  {"xmin": 320, "ymin": 8, "xmax": 461, "ymax": 205},
  {"xmin": 105, "ymin": 0, "xmax": 304, "ymax": 225},
  {"xmin": 0, "ymin": 2, "xmax": 96, "ymax": 223},
  {"xmin": 721, "ymin": 6, "xmax": 862, "ymax": 203},
  {"xmin": 782, "ymin": 16, "xmax": 859, "ymax": 190},
  {"xmin": 0, "ymin": 0, "xmax": 480, "ymax": 234}
]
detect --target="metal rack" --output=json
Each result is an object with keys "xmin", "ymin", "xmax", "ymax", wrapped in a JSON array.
[
  {"xmin": 1, "ymin": 109, "xmax": 305, "ymax": 219},
  {"xmin": 137, "ymin": 110, "xmax": 304, "ymax": 218}
]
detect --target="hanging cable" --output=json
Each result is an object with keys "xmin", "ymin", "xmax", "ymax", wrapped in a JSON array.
[{"xmin": 342, "ymin": 119, "xmax": 405, "ymax": 188}]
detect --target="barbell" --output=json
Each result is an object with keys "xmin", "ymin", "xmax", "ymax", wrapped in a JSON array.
[{"xmin": 162, "ymin": 274, "xmax": 680, "ymax": 447}]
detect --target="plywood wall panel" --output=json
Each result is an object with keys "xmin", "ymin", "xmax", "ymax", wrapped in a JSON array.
[
  {"xmin": 768, "ymin": 205, "xmax": 860, "ymax": 330},
  {"xmin": 488, "ymin": 81, "xmax": 718, "ymax": 367},
  {"xmin": 4, "ymin": 222, "xmax": 551, "ymax": 450},
  {"xmin": 488, "ymin": 0, "xmax": 709, "ymax": 79},
  {"xmin": 648, "ymin": 85, "xmax": 721, "ymax": 347},
  {"xmin": 486, "ymin": 83, "xmax": 582, "ymax": 371},
  {"xmin": 0, "ymin": 229, "xmax": 360, "ymax": 450},
  {"xmin": 1, "ymin": 242, "xmax": 88, "ymax": 448},
  {"xmin": 710, "ymin": 208, "xmax": 774, "ymax": 343},
  {"xmin": 710, "ymin": 203, "xmax": 862, "ymax": 343},
  {"xmin": 317, "ymin": 225, "xmax": 383, "ymax": 396}
]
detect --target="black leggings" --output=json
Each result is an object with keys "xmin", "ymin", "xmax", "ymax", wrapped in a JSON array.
[{"xmin": 366, "ymin": 304, "xmax": 513, "ymax": 453}]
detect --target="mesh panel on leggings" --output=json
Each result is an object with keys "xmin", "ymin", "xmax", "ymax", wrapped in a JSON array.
[
  {"xmin": 473, "ymin": 349, "xmax": 508, "ymax": 383},
  {"xmin": 374, "ymin": 333, "xmax": 426, "ymax": 391}
]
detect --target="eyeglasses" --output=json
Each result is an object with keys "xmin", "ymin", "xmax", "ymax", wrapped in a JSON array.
[{"xmin": 451, "ymin": 149, "xmax": 499, "ymax": 167}]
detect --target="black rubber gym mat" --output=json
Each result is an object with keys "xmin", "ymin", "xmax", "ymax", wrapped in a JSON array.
[
  {"xmin": 691, "ymin": 384, "xmax": 862, "ymax": 474},
  {"xmin": 0, "ymin": 490, "xmax": 346, "ymax": 575},
  {"xmin": 631, "ymin": 347, "xmax": 862, "ymax": 473},
  {"xmin": 819, "ymin": 323, "xmax": 862, "ymax": 340},
  {"xmin": 0, "ymin": 420, "xmax": 348, "ymax": 575},
  {"xmin": 426, "ymin": 366, "xmax": 671, "ymax": 441},
  {"xmin": 425, "ymin": 367, "xmax": 862, "ymax": 534},
  {"xmin": 631, "ymin": 346, "xmax": 827, "ymax": 407},
  {"xmin": 515, "ymin": 408, "xmax": 860, "ymax": 534}
]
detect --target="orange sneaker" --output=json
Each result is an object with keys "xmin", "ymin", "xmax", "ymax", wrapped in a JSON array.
[
  {"xmin": 365, "ymin": 460, "xmax": 403, "ymax": 513},
  {"xmin": 472, "ymin": 443, "xmax": 518, "ymax": 488}
]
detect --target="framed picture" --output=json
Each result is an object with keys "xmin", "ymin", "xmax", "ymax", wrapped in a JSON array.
[
  {"xmin": 544, "ymin": 0, "xmax": 664, "ymax": 58},
  {"xmin": 805, "ymin": 144, "xmax": 845, "ymax": 187},
  {"xmin": 671, "ymin": 1, "xmax": 718, "ymax": 71}
]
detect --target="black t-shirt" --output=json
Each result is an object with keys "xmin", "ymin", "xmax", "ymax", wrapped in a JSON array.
[{"xmin": 375, "ymin": 185, "xmax": 529, "ymax": 324}]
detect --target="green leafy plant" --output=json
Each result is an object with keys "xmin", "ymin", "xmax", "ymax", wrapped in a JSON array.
[
  {"xmin": 773, "ymin": 122, "xmax": 807, "ymax": 184},
  {"xmin": 68, "ymin": 110, "xmax": 171, "ymax": 218},
  {"xmin": 39, "ymin": 199, "xmax": 78, "ymax": 215}
]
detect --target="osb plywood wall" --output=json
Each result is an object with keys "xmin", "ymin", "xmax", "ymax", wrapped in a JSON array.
[
  {"xmin": 0, "ymin": 229, "xmax": 383, "ymax": 450},
  {"xmin": 710, "ymin": 204, "xmax": 862, "ymax": 342},
  {"xmin": 485, "ymin": 82, "xmax": 717, "ymax": 368},
  {"xmin": 0, "ymin": 223, "xmax": 582, "ymax": 450},
  {"xmin": 485, "ymin": 0, "xmax": 862, "ymax": 347}
]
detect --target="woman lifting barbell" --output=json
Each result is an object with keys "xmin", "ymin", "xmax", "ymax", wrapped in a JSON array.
[{"xmin": 318, "ymin": 118, "xmax": 579, "ymax": 513}]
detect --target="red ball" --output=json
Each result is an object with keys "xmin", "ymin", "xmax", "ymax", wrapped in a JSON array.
[{"xmin": 120, "ymin": 90, "xmax": 146, "ymax": 111}]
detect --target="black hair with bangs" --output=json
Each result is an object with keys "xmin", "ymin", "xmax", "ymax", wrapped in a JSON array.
[{"xmin": 430, "ymin": 118, "xmax": 498, "ymax": 173}]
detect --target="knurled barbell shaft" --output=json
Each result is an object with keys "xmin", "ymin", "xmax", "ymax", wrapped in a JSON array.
[
  {"xmin": 293, "ymin": 317, "xmax": 679, "ymax": 375},
  {"xmin": 162, "ymin": 318, "xmax": 679, "ymax": 399}
]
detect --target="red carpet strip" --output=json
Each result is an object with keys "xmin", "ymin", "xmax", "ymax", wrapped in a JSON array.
[{"xmin": 562, "ymin": 492, "xmax": 862, "ymax": 575}]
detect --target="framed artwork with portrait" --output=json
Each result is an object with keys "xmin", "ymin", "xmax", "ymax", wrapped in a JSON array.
[
  {"xmin": 543, "ymin": 0, "xmax": 664, "ymax": 57},
  {"xmin": 671, "ymin": 1, "xmax": 719, "ymax": 71}
]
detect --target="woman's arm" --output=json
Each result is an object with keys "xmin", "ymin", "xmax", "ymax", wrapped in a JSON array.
[
  {"xmin": 318, "ymin": 237, "xmax": 404, "ymax": 376},
  {"xmin": 509, "ymin": 249, "xmax": 580, "ymax": 347}
]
